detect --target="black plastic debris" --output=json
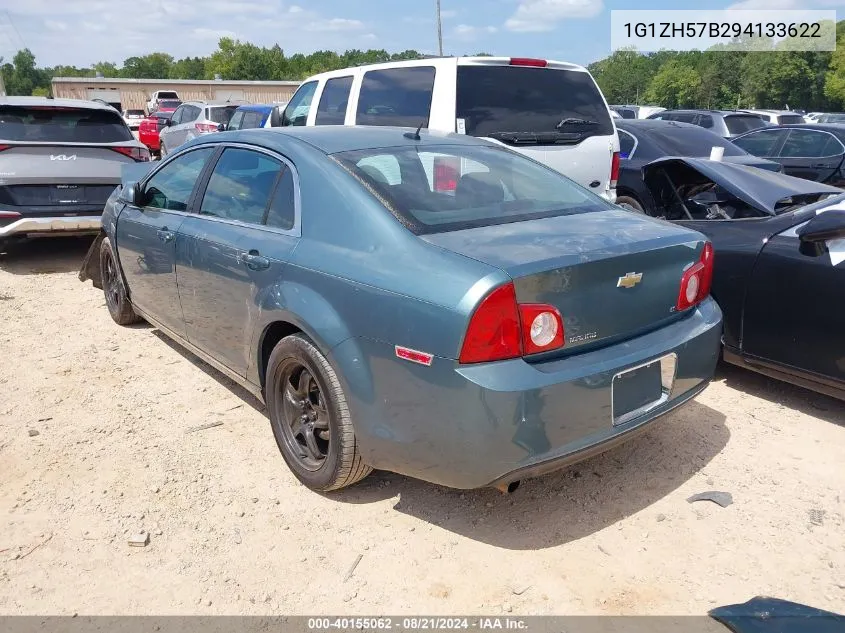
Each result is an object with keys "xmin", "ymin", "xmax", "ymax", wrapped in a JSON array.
[
  {"xmin": 710, "ymin": 596, "xmax": 845, "ymax": 633},
  {"xmin": 687, "ymin": 490, "xmax": 734, "ymax": 508}
]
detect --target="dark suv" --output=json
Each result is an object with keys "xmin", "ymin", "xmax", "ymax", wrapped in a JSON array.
[{"xmin": 646, "ymin": 109, "xmax": 769, "ymax": 139}]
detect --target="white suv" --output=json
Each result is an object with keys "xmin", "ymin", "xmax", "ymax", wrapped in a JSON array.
[
  {"xmin": 279, "ymin": 57, "xmax": 620, "ymax": 201},
  {"xmin": 146, "ymin": 90, "xmax": 180, "ymax": 114}
]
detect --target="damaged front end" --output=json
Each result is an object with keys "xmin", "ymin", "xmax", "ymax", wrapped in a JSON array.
[{"xmin": 642, "ymin": 157, "xmax": 843, "ymax": 221}]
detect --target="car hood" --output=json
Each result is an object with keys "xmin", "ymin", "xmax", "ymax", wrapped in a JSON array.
[
  {"xmin": 642, "ymin": 157, "xmax": 841, "ymax": 216},
  {"xmin": 720, "ymin": 154, "xmax": 782, "ymax": 172}
]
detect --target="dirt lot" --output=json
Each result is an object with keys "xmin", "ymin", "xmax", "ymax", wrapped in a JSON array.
[{"xmin": 0, "ymin": 237, "xmax": 843, "ymax": 615}]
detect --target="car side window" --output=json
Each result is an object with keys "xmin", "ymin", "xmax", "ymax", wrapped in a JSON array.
[
  {"xmin": 242, "ymin": 111, "xmax": 265, "ymax": 128},
  {"xmin": 779, "ymin": 130, "xmax": 835, "ymax": 158},
  {"xmin": 315, "ymin": 76, "xmax": 353, "ymax": 126},
  {"xmin": 673, "ymin": 113, "xmax": 697, "ymax": 124},
  {"xmin": 170, "ymin": 107, "xmax": 184, "ymax": 125},
  {"xmin": 265, "ymin": 167, "xmax": 296, "ymax": 230},
  {"xmin": 228, "ymin": 110, "xmax": 245, "ymax": 130},
  {"xmin": 143, "ymin": 147, "xmax": 215, "ymax": 211},
  {"xmin": 618, "ymin": 130, "xmax": 636, "ymax": 158},
  {"xmin": 282, "ymin": 81, "xmax": 318, "ymax": 126},
  {"xmin": 698, "ymin": 115, "xmax": 714, "ymax": 129},
  {"xmin": 199, "ymin": 148, "xmax": 283, "ymax": 225},
  {"xmin": 732, "ymin": 129, "xmax": 786, "ymax": 157},
  {"xmin": 356, "ymin": 67, "xmax": 436, "ymax": 127}
]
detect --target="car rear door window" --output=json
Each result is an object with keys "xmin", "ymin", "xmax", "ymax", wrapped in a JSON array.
[
  {"xmin": 672, "ymin": 112, "xmax": 697, "ymax": 124},
  {"xmin": 618, "ymin": 130, "xmax": 636, "ymax": 158},
  {"xmin": 282, "ymin": 81, "xmax": 318, "ymax": 126},
  {"xmin": 779, "ymin": 130, "xmax": 838, "ymax": 158},
  {"xmin": 0, "ymin": 105, "xmax": 134, "ymax": 142},
  {"xmin": 143, "ymin": 147, "xmax": 215, "ymax": 211},
  {"xmin": 265, "ymin": 167, "xmax": 296, "ymax": 230},
  {"xmin": 456, "ymin": 66, "xmax": 613, "ymax": 137},
  {"xmin": 199, "ymin": 148, "xmax": 283, "ymax": 225},
  {"xmin": 207, "ymin": 106, "xmax": 238, "ymax": 124},
  {"xmin": 241, "ymin": 110, "xmax": 265, "ymax": 128},
  {"xmin": 698, "ymin": 115, "xmax": 714, "ymax": 129},
  {"xmin": 356, "ymin": 67, "xmax": 436, "ymax": 127},
  {"xmin": 724, "ymin": 115, "xmax": 766, "ymax": 135},
  {"xmin": 228, "ymin": 110, "xmax": 245, "ymax": 130},
  {"xmin": 315, "ymin": 76, "xmax": 353, "ymax": 126},
  {"xmin": 732, "ymin": 129, "xmax": 787, "ymax": 156}
]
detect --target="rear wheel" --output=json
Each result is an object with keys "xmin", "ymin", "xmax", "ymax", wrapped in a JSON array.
[
  {"xmin": 266, "ymin": 334, "xmax": 371, "ymax": 491},
  {"xmin": 100, "ymin": 237, "xmax": 141, "ymax": 326},
  {"xmin": 159, "ymin": 137, "xmax": 168, "ymax": 157},
  {"xmin": 617, "ymin": 195, "xmax": 645, "ymax": 214}
]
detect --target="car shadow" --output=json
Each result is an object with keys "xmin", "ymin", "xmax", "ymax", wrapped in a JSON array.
[
  {"xmin": 717, "ymin": 362, "xmax": 844, "ymax": 428},
  {"xmin": 0, "ymin": 236, "xmax": 95, "ymax": 275},
  {"xmin": 149, "ymin": 329, "xmax": 266, "ymax": 414},
  {"xmin": 332, "ymin": 399, "xmax": 729, "ymax": 550}
]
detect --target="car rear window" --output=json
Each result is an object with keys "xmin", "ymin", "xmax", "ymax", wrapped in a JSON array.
[
  {"xmin": 456, "ymin": 66, "xmax": 614, "ymax": 138},
  {"xmin": 126, "ymin": 110, "xmax": 145, "ymax": 116},
  {"xmin": 0, "ymin": 106, "xmax": 133, "ymax": 142},
  {"xmin": 334, "ymin": 144, "xmax": 613, "ymax": 235},
  {"xmin": 158, "ymin": 100, "xmax": 181, "ymax": 109},
  {"xmin": 645, "ymin": 125, "xmax": 746, "ymax": 157},
  {"xmin": 157, "ymin": 92, "xmax": 178, "ymax": 100},
  {"xmin": 207, "ymin": 106, "xmax": 239, "ymax": 124},
  {"xmin": 779, "ymin": 114, "xmax": 805, "ymax": 125},
  {"xmin": 724, "ymin": 115, "xmax": 767, "ymax": 134}
]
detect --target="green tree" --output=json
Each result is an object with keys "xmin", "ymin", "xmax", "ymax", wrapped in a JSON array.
[
  {"xmin": 121, "ymin": 52, "xmax": 173, "ymax": 79},
  {"xmin": 644, "ymin": 60, "xmax": 702, "ymax": 108},
  {"xmin": 169, "ymin": 56, "xmax": 207, "ymax": 80},
  {"xmin": 1, "ymin": 49, "xmax": 50, "ymax": 96},
  {"xmin": 589, "ymin": 48, "xmax": 656, "ymax": 104}
]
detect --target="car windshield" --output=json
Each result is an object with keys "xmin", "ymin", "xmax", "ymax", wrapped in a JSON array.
[
  {"xmin": 643, "ymin": 126, "xmax": 746, "ymax": 157},
  {"xmin": 158, "ymin": 100, "xmax": 181, "ymax": 109},
  {"xmin": 0, "ymin": 105, "xmax": 133, "ymax": 142},
  {"xmin": 455, "ymin": 65, "xmax": 614, "ymax": 138},
  {"xmin": 334, "ymin": 143, "xmax": 613, "ymax": 234},
  {"xmin": 724, "ymin": 115, "xmax": 767, "ymax": 134},
  {"xmin": 207, "ymin": 106, "xmax": 239, "ymax": 124}
]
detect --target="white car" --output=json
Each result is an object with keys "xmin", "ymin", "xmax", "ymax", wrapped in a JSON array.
[
  {"xmin": 122, "ymin": 109, "xmax": 146, "ymax": 130},
  {"xmin": 278, "ymin": 57, "xmax": 620, "ymax": 201},
  {"xmin": 146, "ymin": 90, "xmax": 180, "ymax": 114},
  {"xmin": 158, "ymin": 100, "xmax": 244, "ymax": 156},
  {"xmin": 741, "ymin": 109, "xmax": 806, "ymax": 125}
]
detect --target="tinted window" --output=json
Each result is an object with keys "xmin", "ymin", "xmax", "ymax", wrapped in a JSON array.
[
  {"xmin": 170, "ymin": 107, "xmax": 184, "ymax": 124},
  {"xmin": 158, "ymin": 100, "xmax": 182, "ymax": 109},
  {"xmin": 227, "ymin": 110, "xmax": 245, "ymax": 130},
  {"xmin": 143, "ymin": 148, "xmax": 214, "ymax": 211},
  {"xmin": 316, "ymin": 76, "xmax": 353, "ymax": 126},
  {"xmin": 725, "ymin": 115, "xmax": 767, "ymax": 134},
  {"xmin": 645, "ymin": 125, "xmax": 745, "ymax": 157},
  {"xmin": 265, "ymin": 167, "xmax": 296, "ymax": 230},
  {"xmin": 282, "ymin": 81, "xmax": 318, "ymax": 126},
  {"xmin": 732, "ymin": 129, "xmax": 786, "ymax": 156},
  {"xmin": 207, "ymin": 106, "xmax": 238, "ymax": 124},
  {"xmin": 0, "ymin": 106, "xmax": 133, "ymax": 142},
  {"xmin": 618, "ymin": 130, "xmax": 636, "ymax": 158},
  {"xmin": 757, "ymin": 113, "xmax": 772, "ymax": 122},
  {"xmin": 699, "ymin": 115, "xmax": 714, "ymax": 129},
  {"xmin": 672, "ymin": 112, "xmax": 697, "ymax": 123},
  {"xmin": 200, "ymin": 148, "xmax": 282, "ymax": 225},
  {"xmin": 456, "ymin": 66, "xmax": 613, "ymax": 137},
  {"xmin": 615, "ymin": 108, "xmax": 636, "ymax": 119},
  {"xmin": 157, "ymin": 92, "xmax": 178, "ymax": 100},
  {"xmin": 779, "ymin": 130, "xmax": 837, "ymax": 158},
  {"xmin": 357, "ymin": 67, "xmax": 436, "ymax": 127},
  {"xmin": 336, "ymin": 145, "xmax": 613, "ymax": 234},
  {"xmin": 779, "ymin": 115, "xmax": 806, "ymax": 125},
  {"xmin": 241, "ymin": 110, "xmax": 265, "ymax": 128},
  {"xmin": 126, "ymin": 110, "xmax": 145, "ymax": 116}
]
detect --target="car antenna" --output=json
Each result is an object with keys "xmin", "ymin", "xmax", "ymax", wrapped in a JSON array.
[{"xmin": 404, "ymin": 121, "xmax": 425, "ymax": 141}]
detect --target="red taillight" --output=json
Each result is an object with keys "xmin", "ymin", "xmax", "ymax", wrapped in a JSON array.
[
  {"xmin": 196, "ymin": 122, "xmax": 218, "ymax": 133},
  {"xmin": 0, "ymin": 144, "xmax": 12, "ymax": 153},
  {"xmin": 510, "ymin": 57, "xmax": 547, "ymax": 67},
  {"xmin": 610, "ymin": 151, "xmax": 620, "ymax": 188},
  {"xmin": 459, "ymin": 283, "xmax": 522, "ymax": 363},
  {"xmin": 676, "ymin": 242, "xmax": 715, "ymax": 312},
  {"xmin": 459, "ymin": 283, "xmax": 566, "ymax": 364},
  {"xmin": 433, "ymin": 157, "xmax": 459, "ymax": 192},
  {"xmin": 0, "ymin": 210, "xmax": 21, "ymax": 218},
  {"xmin": 111, "ymin": 146, "xmax": 150, "ymax": 162}
]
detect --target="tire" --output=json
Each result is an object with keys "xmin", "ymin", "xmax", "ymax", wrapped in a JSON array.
[
  {"xmin": 100, "ymin": 237, "xmax": 141, "ymax": 326},
  {"xmin": 159, "ymin": 139, "xmax": 167, "ymax": 158},
  {"xmin": 266, "ymin": 333, "xmax": 372, "ymax": 491},
  {"xmin": 617, "ymin": 195, "xmax": 645, "ymax": 214}
]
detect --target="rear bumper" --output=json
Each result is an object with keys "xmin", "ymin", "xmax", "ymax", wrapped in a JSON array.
[
  {"xmin": 0, "ymin": 215, "xmax": 102, "ymax": 238},
  {"xmin": 331, "ymin": 297, "xmax": 722, "ymax": 489}
]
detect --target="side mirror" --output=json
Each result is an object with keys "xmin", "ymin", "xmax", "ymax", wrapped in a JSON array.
[
  {"xmin": 165, "ymin": 119, "xmax": 172, "ymax": 127},
  {"xmin": 118, "ymin": 181, "xmax": 141, "ymax": 206},
  {"xmin": 797, "ymin": 209, "xmax": 845, "ymax": 243},
  {"xmin": 217, "ymin": 122, "xmax": 226, "ymax": 132}
]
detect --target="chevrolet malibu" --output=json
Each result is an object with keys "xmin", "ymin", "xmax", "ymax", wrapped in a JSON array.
[{"xmin": 79, "ymin": 126, "xmax": 722, "ymax": 492}]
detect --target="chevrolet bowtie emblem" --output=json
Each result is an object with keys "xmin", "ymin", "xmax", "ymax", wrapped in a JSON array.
[{"xmin": 617, "ymin": 272, "xmax": 643, "ymax": 288}]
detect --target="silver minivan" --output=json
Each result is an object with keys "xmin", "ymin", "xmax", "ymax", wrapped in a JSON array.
[{"xmin": 279, "ymin": 57, "xmax": 620, "ymax": 201}]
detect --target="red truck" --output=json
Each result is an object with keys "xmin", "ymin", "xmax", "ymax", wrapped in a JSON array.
[{"xmin": 138, "ymin": 111, "xmax": 172, "ymax": 156}]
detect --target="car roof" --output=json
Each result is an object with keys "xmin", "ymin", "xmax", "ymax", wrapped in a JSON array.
[
  {"xmin": 225, "ymin": 125, "xmax": 496, "ymax": 155},
  {"xmin": 0, "ymin": 96, "xmax": 120, "ymax": 112},
  {"xmin": 616, "ymin": 119, "xmax": 704, "ymax": 132},
  {"xmin": 181, "ymin": 100, "xmax": 249, "ymax": 107},
  {"xmin": 778, "ymin": 123, "xmax": 845, "ymax": 132}
]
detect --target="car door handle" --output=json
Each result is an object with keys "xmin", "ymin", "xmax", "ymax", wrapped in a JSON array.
[
  {"xmin": 156, "ymin": 228, "xmax": 175, "ymax": 243},
  {"xmin": 238, "ymin": 250, "xmax": 270, "ymax": 270}
]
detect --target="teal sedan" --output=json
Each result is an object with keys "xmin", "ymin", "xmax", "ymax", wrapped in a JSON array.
[{"xmin": 80, "ymin": 126, "xmax": 722, "ymax": 492}]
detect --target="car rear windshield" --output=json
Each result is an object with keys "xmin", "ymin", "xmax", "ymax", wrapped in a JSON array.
[
  {"xmin": 645, "ymin": 125, "xmax": 746, "ymax": 157},
  {"xmin": 0, "ymin": 106, "xmax": 133, "ymax": 142},
  {"xmin": 779, "ymin": 114, "xmax": 805, "ymax": 125},
  {"xmin": 157, "ymin": 92, "xmax": 178, "ymax": 100},
  {"xmin": 334, "ymin": 144, "xmax": 613, "ymax": 234},
  {"xmin": 724, "ymin": 115, "xmax": 767, "ymax": 134},
  {"xmin": 456, "ymin": 65, "xmax": 614, "ymax": 139},
  {"xmin": 158, "ymin": 100, "xmax": 181, "ymax": 109},
  {"xmin": 126, "ymin": 109, "xmax": 145, "ymax": 116},
  {"xmin": 207, "ymin": 106, "xmax": 239, "ymax": 124}
]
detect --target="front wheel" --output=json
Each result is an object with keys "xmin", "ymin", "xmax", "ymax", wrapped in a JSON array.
[
  {"xmin": 266, "ymin": 334, "xmax": 372, "ymax": 491},
  {"xmin": 617, "ymin": 195, "xmax": 645, "ymax": 214},
  {"xmin": 100, "ymin": 237, "xmax": 141, "ymax": 326}
]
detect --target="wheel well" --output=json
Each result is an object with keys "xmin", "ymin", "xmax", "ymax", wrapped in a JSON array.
[{"xmin": 258, "ymin": 321, "xmax": 302, "ymax": 389}]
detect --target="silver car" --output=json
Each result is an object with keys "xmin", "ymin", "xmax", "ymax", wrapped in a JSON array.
[
  {"xmin": 158, "ymin": 101, "xmax": 244, "ymax": 156},
  {"xmin": 0, "ymin": 97, "xmax": 150, "ymax": 251}
]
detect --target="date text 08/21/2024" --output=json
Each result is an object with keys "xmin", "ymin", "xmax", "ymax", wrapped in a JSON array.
[{"xmin": 306, "ymin": 618, "xmax": 528, "ymax": 630}]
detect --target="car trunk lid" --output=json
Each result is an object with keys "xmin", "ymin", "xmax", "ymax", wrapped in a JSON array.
[{"xmin": 422, "ymin": 209, "xmax": 707, "ymax": 356}]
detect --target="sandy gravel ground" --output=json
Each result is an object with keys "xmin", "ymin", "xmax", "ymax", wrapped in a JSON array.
[{"xmin": 0, "ymin": 237, "xmax": 843, "ymax": 616}]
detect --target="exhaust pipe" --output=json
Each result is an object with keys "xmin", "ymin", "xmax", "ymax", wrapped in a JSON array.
[{"xmin": 494, "ymin": 480, "xmax": 521, "ymax": 494}]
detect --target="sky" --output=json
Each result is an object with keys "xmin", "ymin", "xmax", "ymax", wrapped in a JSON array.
[{"xmin": 0, "ymin": 0, "xmax": 842, "ymax": 70}]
